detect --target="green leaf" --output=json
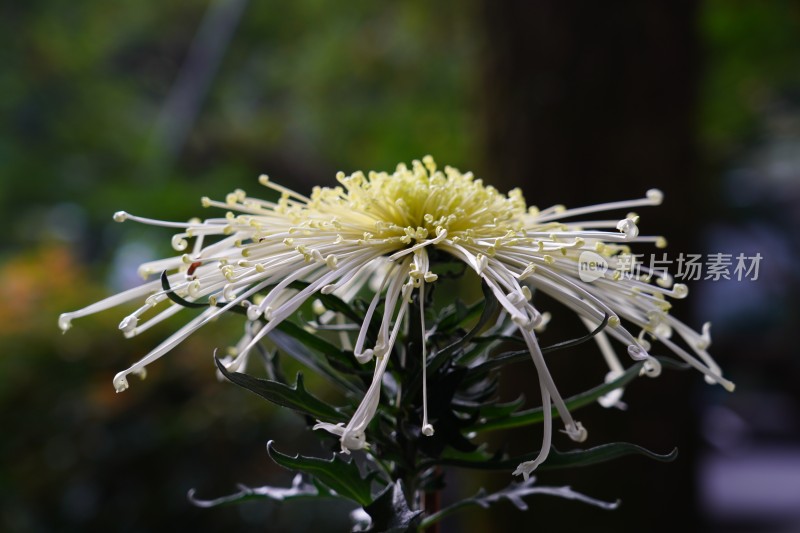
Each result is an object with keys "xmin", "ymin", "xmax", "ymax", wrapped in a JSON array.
[
  {"xmin": 428, "ymin": 281, "xmax": 499, "ymax": 375},
  {"xmin": 216, "ymin": 359, "xmax": 347, "ymax": 423},
  {"xmin": 454, "ymin": 333, "xmax": 523, "ymax": 368},
  {"xmin": 465, "ymin": 361, "xmax": 645, "ymax": 433},
  {"xmin": 432, "ymin": 443, "xmax": 501, "ymax": 464},
  {"xmin": 540, "ymin": 442, "xmax": 679, "ymax": 470},
  {"xmin": 289, "ymin": 280, "xmax": 364, "ymax": 324},
  {"xmin": 161, "ymin": 271, "xmax": 205, "ymax": 308},
  {"xmin": 269, "ymin": 327, "xmax": 362, "ymax": 394},
  {"xmin": 275, "ymin": 319, "xmax": 358, "ymax": 373},
  {"xmin": 267, "ymin": 441, "xmax": 376, "ymax": 506},
  {"xmin": 540, "ymin": 313, "xmax": 610, "ymax": 354},
  {"xmin": 472, "ymin": 395, "xmax": 525, "ymax": 419},
  {"xmin": 359, "ymin": 481, "xmax": 422, "ymax": 533},
  {"xmin": 188, "ymin": 474, "xmax": 330, "ymax": 507},
  {"xmin": 435, "ymin": 299, "xmax": 482, "ymax": 333},
  {"xmin": 468, "ymin": 314, "xmax": 610, "ymax": 378},
  {"xmin": 160, "ymin": 270, "xmax": 248, "ymax": 316},
  {"xmin": 430, "ymin": 441, "xmax": 677, "ymax": 471}
]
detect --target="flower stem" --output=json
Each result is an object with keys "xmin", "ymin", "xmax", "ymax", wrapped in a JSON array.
[{"xmin": 422, "ymin": 468, "xmax": 442, "ymax": 533}]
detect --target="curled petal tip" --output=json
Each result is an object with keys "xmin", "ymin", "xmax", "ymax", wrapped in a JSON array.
[
  {"xmin": 646, "ymin": 189, "xmax": 664, "ymax": 205},
  {"xmin": 246, "ymin": 306, "xmax": 262, "ymax": 321},
  {"xmin": 354, "ymin": 349, "xmax": 374, "ymax": 364},
  {"xmin": 58, "ymin": 313, "xmax": 73, "ymax": 332},
  {"xmin": 320, "ymin": 285, "xmax": 336, "ymax": 295},
  {"xmin": 512, "ymin": 315, "xmax": 531, "ymax": 329},
  {"xmin": 697, "ymin": 322, "xmax": 712, "ymax": 350},
  {"xmin": 671, "ymin": 283, "xmax": 689, "ymax": 299},
  {"xmin": 512, "ymin": 461, "xmax": 535, "ymax": 480},
  {"xmin": 627, "ymin": 344, "xmax": 649, "ymax": 361},
  {"xmin": 113, "ymin": 372, "xmax": 130, "ymax": 393},
  {"xmin": 598, "ymin": 391, "xmax": 624, "ymax": 409},
  {"xmin": 641, "ymin": 357, "xmax": 662, "ymax": 378},
  {"xmin": 564, "ymin": 422, "xmax": 588, "ymax": 443},
  {"xmin": 616, "ymin": 218, "xmax": 639, "ymax": 239},
  {"xmin": 341, "ymin": 430, "xmax": 369, "ymax": 453},
  {"xmin": 313, "ymin": 421, "xmax": 345, "ymax": 435},
  {"xmin": 598, "ymin": 370, "xmax": 625, "ymax": 408}
]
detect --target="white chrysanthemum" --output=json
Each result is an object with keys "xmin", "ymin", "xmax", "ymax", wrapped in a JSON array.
[{"xmin": 60, "ymin": 156, "xmax": 733, "ymax": 478}]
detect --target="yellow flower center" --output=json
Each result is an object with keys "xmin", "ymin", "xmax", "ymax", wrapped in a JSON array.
[{"xmin": 298, "ymin": 156, "xmax": 527, "ymax": 246}]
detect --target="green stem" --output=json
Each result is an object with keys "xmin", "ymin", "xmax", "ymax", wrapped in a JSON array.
[
  {"xmin": 404, "ymin": 289, "xmax": 442, "ymax": 530},
  {"xmin": 422, "ymin": 472, "xmax": 442, "ymax": 533}
]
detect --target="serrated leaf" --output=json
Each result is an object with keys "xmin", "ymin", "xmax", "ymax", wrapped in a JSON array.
[
  {"xmin": 358, "ymin": 481, "xmax": 422, "ymax": 533},
  {"xmin": 216, "ymin": 359, "xmax": 346, "ymax": 423},
  {"xmin": 188, "ymin": 474, "xmax": 329, "ymax": 507},
  {"xmin": 267, "ymin": 441, "xmax": 375, "ymax": 506},
  {"xmin": 466, "ymin": 361, "xmax": 645, "ymax": 433}
]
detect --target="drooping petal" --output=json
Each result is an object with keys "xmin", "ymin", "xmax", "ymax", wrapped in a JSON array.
[{"xmin": 62, "ymin": 157, "xmax": 732, "ymax": 480}]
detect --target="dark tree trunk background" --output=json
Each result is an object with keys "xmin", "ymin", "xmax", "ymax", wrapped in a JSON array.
[{"xmin": 475, "ymin": 2, "xmax": 703, "ymax": 532}]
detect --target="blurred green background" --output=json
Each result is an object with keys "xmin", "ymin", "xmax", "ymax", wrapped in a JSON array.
[{"xmin": 2, "ymin": 1, "xmax": 800, "ymax": 532}]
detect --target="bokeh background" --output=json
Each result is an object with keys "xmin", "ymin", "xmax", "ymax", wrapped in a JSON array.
[{"xmin": 2, "ymin": 1, "xmax": 800, "ymax": 532}]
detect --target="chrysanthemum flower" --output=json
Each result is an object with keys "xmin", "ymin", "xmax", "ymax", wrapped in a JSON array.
[{"xmin": 59, "ymin": 156, "xmax": 733, "ymax": 478}]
